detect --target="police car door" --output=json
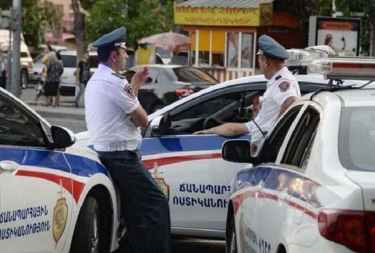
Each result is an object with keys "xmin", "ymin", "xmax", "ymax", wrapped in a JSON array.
[
  {"xmin": 142, "ymin": 84, "xmax": 264, "ymax": 236},
  {"xmin": 0, "ymin": 93, "xmax": 72, "ymax": 252},
  {"xmin": 254, "ymin": 103, "xmax": 306, "ymax": 253}
]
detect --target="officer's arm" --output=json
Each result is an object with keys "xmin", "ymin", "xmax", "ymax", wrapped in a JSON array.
[
  {"xmin": 130, "ymin": 105, "xmax": 148, "ymax": 127},
  {"xmin": 278, "ymin": 96, "xmax": 297, "ymax": 118},
  {"xmin": 195, "ymin": 123, "xmax": 249, "ymax": 136}
]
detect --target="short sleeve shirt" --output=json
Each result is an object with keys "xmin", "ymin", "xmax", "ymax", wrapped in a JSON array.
[
  {"xmin": 244, "ymin": 67, "xmax": 301, "ymax": 144},
  {"xmin": 85, "ymin": 64, "xmax": 142, "ymax": 151}
]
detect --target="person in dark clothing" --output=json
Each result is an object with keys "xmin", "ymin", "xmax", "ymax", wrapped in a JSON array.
[{"xmin": 75, "ymin": 51, "xmax": 90, "ymax": 107}]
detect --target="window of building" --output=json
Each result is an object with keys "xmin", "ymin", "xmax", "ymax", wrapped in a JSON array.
[{"xmin": 227, "ymin": 32, "xmax": 254, "ymax": 69}]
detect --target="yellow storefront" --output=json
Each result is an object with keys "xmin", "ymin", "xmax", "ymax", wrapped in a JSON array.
[{"xmin": 174, "ymin": 0, "xmax": 301, "ymax": 82}]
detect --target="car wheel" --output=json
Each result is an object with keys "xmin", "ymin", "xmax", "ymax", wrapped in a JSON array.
[
  {"xmin": 20, "ymin": 69, "xmax": 28, "ymax": 89},
  {"xmin": 227, "ymin": 215, "xmax": 238, "ymax": 253},
  {"xmin": 70, "ymin": 196, "xmax": 101, "ymax": 253}
]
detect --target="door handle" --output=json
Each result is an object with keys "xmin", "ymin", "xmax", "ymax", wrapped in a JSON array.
[{"xmin": 0, "ymin": 161, "xmax": 19, "ymax": 174}]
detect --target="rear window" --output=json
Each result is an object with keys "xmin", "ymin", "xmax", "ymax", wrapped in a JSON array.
[
  {"xmin": 61, "ymin": 55, "xmax": 76, "ymax": 68},
  {"xmin": 339, "ymin": 106, "xmax": 375, "ymax": 171},
  {"xmin": 172, "ymin": 67, "xmax": 218, "ymax": 85}
]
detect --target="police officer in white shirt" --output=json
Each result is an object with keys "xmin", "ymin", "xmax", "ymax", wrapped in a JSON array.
[
  {"xmin": 85, "ymin": 27, "xmax": 171, "ymax": 253},
  {"xmin": 195, "ymin": 35, "xmax": 301, "ymax": 152}
]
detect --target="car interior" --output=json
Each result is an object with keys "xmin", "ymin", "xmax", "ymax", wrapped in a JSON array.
[{"xmin": 157, "ymin": 91, "xmax": 263, "ymax": 135}]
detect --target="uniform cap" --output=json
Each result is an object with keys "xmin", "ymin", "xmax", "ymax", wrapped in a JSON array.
[
  {"xmin": 256, "ymin": 35, "xmax": 289, "ymax": 60},
  {"xmin": 92, "ymin": 27, "xmax": 127, "ymax": 50}
]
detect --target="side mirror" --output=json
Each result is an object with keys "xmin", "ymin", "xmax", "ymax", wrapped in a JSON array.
[
  {"xmin": 221, "ymin": 140, "xmax": 255, "ymax": 164},
  {"xmin": 51, "ymin": 126, "xmax": 75, "ymax": 149},
  {"xmin": 150, "ymin": 116, "xmax": 164, "ymax": 137}
]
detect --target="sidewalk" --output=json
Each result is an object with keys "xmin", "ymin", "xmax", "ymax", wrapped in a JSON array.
[{"xmin": 20, "ymin": 88, "xmax": 85, "ymax": 121}]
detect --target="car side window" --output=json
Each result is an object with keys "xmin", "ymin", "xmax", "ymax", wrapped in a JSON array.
[
  {"xmin": 282, "ymin": 106, "xmax": 320, "ymax": 169},
  {"xmin": 164, "ymin": 91, "xmax": 259, "ymax": 135},
  {"xmin": 0, "ymin": 97, "xmax": 45, "ymax": 147},
  {"xmin": 260, "ymin": 105, "xmax": 303, "ymax": 163}
]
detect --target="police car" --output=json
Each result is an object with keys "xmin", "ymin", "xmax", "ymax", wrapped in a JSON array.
[
  {"xmin": 0, "ymin": 88, "xmax": 120, "ymax": 252},
  {"xmin": 76, "ymin": 53, "xmax": 373, "ymax": 240},
  {"xmin": 222, "ymin": 57, "xmax": 375, "ymax": 252}
]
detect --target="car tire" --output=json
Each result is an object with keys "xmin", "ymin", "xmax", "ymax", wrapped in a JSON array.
[
  {"xmin": 70, "ymin": 196, "xmax": 101, "ymax": 253},
  {"xmin": 226, "ymin": 215, "xmax": 238, "ymax": 253},
  {"xmin": 20, "ymin": 69, "xmax": 28, "ymax": 89}
]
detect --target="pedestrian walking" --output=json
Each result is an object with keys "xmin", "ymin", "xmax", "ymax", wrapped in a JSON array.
[
  {"xmin": 75, "ymin": 50, "xmax": 90, "ymax": 107},
  {"xmin": 85, "ymin": 27, "xmax": 172, "ymax": 253},
  {"xmin": 0, "ymin": 49, "xmax": 8, "ymax": 90},
  {"xmin": 42, "ymin": 52, "xmax": 63, "ymax": 106},
  {"xmin": 195, "ymin": 35, "xmax": 301, "ymax": 153},
  {"xmin": 55, "ymin": 51, "xmax": 64, "ymax": 106}
]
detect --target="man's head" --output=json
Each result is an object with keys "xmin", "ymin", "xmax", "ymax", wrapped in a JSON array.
[
  {"xmin": 249, "ymin": 91, "xmax": 264, "ymax": 118},
  {"xmin": 257, "ymin": 35, "xmax": 289, "ymax": 79},
  {"xmin": 92, "ymin": 27, "xmax": 128, "ymax": 72},
  {"xmin": 83, "ymin": 51, "xmax": 89, "ymax": 61}
]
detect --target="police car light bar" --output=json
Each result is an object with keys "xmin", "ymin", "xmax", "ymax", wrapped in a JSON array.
[
  {"xmin": 286, "ymin": 49, "xmax": 327, "ymax": 67},
  {"xmin": 309, "ymin": 57, "xmax": 375, "ymax": 80}
]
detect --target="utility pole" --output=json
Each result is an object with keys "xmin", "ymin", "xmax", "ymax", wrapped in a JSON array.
[{"xmin": 11, "ymin": 0, "xmax": 21, "ymax": 98}]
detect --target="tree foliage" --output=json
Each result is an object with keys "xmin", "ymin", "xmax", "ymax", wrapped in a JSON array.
[
  {"xmin": 2, "ymin": 0, "xmax": 62, "ymax": 47},
  {"xmin": 85, "ymin": 0, "xmax": 174, "ymax": 49}
]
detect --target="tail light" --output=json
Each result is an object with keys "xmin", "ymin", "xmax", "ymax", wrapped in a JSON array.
[
  {"xmin": 318, "ymin": 209, "xmax": 375, "ymax": 252},
  {"xmin": 175, "ymin": 88, "xmax": 194, "ymax": 98},
  {"xmin": 74, "ymin": 70, "xmax": 77, "ymax": 76}
]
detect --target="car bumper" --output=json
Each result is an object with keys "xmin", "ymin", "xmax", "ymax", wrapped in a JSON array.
[{"xmin": 60, "ymin": 83, "xmax": 76, "ymax": 96}]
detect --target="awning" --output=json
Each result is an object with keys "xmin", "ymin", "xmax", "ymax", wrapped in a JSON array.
[{"xmin": 177, "ymin": 0, "xmax": 273, "ymax": 9}]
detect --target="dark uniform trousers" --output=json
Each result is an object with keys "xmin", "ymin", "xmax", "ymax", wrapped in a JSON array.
[{"xmin": 98, "ymin": 150, "xmax": 172, "ymax": 253}]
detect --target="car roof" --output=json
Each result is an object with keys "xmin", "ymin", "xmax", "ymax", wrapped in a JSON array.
[
  {"xmin": 307, "ymin": 88, "xmax": 375, "ymax": 107},
  {"xmin": 59, "ymin": 50, "xmax": 97, "ymax": 56},
  {"xmin": 132, "ymin": 64, "xmax": 190, "ymax": 69}
]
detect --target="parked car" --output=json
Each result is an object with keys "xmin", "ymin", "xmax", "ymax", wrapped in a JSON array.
[
  {"xmin": 223, "ymin": 59, "xmax": 375, "ymax": 253},
  {"xmin": 29, "ymin": 53, "xmax": 45, "ymax": 84},
  {"xmin": 0, "ymin": 87, "xmax": 120, "ymax": 252},
  {"xmin": 59, "ymin": 50, "xmax": 99, "ymax": 96},
  {"xmin": 127, "ymin": 65, "xmax": 219, "ymax": 114},
  {"xmin": 1, "ymin": 43, "xmax": 33, "ymax": 89},
  {"xmin": 75, "ymin": 73, "xmax": 369, "ymax": 239}
]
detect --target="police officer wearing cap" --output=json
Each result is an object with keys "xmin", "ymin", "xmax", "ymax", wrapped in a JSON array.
[
  {"xmin": 195, "ymin": 35, "xmax": 301, "ymax": 151},
  {"xmin": 85, "ymin": 27, "xmax": 171, "ymax": 252}
]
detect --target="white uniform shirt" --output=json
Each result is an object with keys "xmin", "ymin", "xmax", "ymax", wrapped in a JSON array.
[
  {"xmin": 244, "ymin": 66, "xmax": 301, "ymax": 144},
  {"xmin": 85, "ymin": 64, "xmax": 142, "ymax": 151}
]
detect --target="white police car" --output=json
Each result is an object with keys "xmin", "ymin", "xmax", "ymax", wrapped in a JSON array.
[
  {"xmin": 75, "ymin": 59, "xmax": 373, "ymax": 240},
  {"xmin": 0, "ymin": 88, "xmax": 120, "ymax": 252},
  {"xmin": 222, "ymin": 57, "xmax": 375, "ymax": 252}
]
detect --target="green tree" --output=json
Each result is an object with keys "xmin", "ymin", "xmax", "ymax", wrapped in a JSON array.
[
  {"xmin": 85, "ymin": 0, "xmax": 174, "ymax": 49},
  {"xmin": 334, "ymin": 0, "xmax": 375, "ymax": 55},
  {"xmin": 1, "ymin": 0, "xmax": 62, "ymax": 47}
]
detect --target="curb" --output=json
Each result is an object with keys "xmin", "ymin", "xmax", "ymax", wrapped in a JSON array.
[
  {"xmin": 35, "ymin": 110, "xmax": 86, "ymax": 121},
  {"xmin": 25, "ymin": 101, "xmax": 86, "ymax": 121}
]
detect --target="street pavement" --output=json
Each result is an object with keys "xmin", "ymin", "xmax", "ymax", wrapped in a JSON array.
[{"xmin": 20, "ymin": 87, "xmax": 85, "ymax": 121}]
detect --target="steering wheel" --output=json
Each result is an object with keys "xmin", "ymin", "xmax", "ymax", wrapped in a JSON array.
[{"xmin": 203, "ymin": 118, "xmax": 221, "ymax": 130}]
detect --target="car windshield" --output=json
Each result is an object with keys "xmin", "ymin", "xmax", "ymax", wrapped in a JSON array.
[
  {"xmin": 61, "ymin": 55, "xmax": 76, "ymax": 68},
  {"xmin": 339, "ymin": 106, "xmax": 375, "ymax": 171},
  {"xmin": 172, "ymin": 67, "xmax": 218, "ymax": 84}
]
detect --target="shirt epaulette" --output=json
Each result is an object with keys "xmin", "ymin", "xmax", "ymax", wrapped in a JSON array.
[
  {"xmin": 111, "ymin": 72, "xmax": 125, "ymax": 79},
  {"xmin": 275, "ymin": 75, "xmax": 282, "ymax": 80}
]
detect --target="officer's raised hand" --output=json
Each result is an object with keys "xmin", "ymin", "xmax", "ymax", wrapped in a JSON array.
[{"xmin": 130, "ymin": 67, "xmax": 149, "ymax": 94}]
